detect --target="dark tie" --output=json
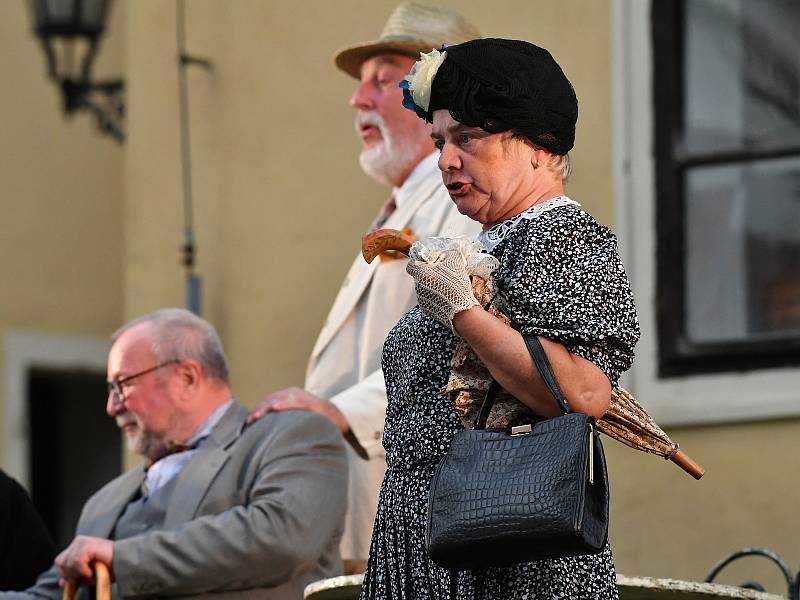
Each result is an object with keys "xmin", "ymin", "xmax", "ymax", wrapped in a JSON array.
[
  {"xmin": 140, "ymin": 441, "xmax": 198, "ymax": 498},
  {"xmin": 369, "ymin": 195, "xmax": 397, "ymax": 232},
  {"xmin": 143, "ymin": 440, "xmax": 197, "ymax": 471}
]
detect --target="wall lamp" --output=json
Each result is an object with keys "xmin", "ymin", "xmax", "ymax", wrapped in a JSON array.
[{"xmin": 29, "ymin": 0, "xmax": 125, "ymax": 142}]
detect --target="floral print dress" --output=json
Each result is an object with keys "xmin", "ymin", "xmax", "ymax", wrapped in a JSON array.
[{"xmin": 360, "ymin": 199, "xmax": 641, "ymax": 600}]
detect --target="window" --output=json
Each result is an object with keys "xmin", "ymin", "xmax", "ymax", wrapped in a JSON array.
[{"xmin": 652, "ymin": 0, "xmax": 800, "ymax": 376}]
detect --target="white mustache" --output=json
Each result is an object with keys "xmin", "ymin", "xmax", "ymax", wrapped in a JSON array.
[{"xmin": 355, "ymin": 111, "xmax": 387, "ymax": 135}]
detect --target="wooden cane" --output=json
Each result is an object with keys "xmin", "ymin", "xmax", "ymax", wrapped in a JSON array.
[{"xmin": 62, "ymin": 560, "xmax": 110, "ymax": 600}]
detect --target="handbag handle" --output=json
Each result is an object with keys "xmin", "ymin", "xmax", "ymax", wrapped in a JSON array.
[
  {"xmin": 474, "ymin": 335, "xmax": 571, "ymax": 430},
  {"xmin": 523, "ymin": 335, "xmax": 572, "ymax": 415}
]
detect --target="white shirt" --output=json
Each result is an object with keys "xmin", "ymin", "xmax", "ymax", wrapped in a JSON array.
[{"xmin": 392, "ymin": 152, "xmax": 440, "ymax": 211}]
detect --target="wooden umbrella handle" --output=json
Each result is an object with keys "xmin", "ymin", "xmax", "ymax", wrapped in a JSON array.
[
  {"xmin": 670, "ymin": 450, "xmax": 705, "ymax": 480},
  {"xmin": 361, "ymin": 228, "xmax": 414, "ymax": 264},
  {"xmin": 62, "ymin": 560, "xmax": 111, "ymax": 600}
]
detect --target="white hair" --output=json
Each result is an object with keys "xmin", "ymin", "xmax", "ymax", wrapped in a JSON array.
[
  {"xmin": 112, "ymin": 308, "xmax": 229, "ymax": 384},
  {"xmin": 546, "ymin": 153, "xmax": 572, "ymax": 182},
  {"xmin": 509, "ymin": 132, "xmax": 573, "ymax": 182}
]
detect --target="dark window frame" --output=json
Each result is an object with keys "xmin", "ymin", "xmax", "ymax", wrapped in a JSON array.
[{"xmin": 651, "ymin": 0, "xmax": 800, "ymax": 377}]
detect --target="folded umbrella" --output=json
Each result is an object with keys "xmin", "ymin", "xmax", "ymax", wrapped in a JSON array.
[{"xmin": 362, "ymin": 229, "xmax": 704, "ymax": 480}]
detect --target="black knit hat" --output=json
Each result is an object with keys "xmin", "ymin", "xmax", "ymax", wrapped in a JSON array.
[{"xmin": 401, "ymin": 38, "xmax": 578, "ymax": 155}]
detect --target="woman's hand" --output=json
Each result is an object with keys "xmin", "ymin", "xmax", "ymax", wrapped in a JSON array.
[{"xmin": 406, "ymin": 247, "xmax": 480, "ymax": 330}]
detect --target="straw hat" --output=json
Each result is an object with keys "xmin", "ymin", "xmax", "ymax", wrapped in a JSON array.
[{"xmin": 334, "ymin": 2, "xmax": 480, "ymax": 79}]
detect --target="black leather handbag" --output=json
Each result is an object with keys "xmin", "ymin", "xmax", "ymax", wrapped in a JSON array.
[{"xmin": 426, "ymin": 335, "xmax": 609, "ymax": 570}]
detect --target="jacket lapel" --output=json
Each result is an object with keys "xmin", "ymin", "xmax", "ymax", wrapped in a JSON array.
[
  {"xmin": 309, "ymin": 174, "xmax": 440, "ymax": 363},
  {"xmin": 309, "ymin": 256, "xmax": 378, "ymax": 361},
  {"xmin": 163, "ymin": 403, "xmax": 247, "ymax": 528},
  {"xmin": 81, "ymin": 466, "xmax": 145, "ymax": 538}
]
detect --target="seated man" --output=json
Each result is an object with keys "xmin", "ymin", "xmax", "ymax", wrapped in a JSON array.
[{"xmin": 1, "ymin": 308, "xmax": 347, "ymax": 599}]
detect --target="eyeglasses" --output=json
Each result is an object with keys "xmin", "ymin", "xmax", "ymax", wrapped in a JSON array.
[{"xmin": 107, "ymin": 359, "xmax": 181, "ymax": 402}]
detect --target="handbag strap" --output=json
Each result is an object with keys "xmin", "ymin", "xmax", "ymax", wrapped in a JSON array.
[
  {"xmin": 473, "ymin": 380, "xmax": 501, "ymax": 430},
  {"xmin": 523, "ymin": 335, "xmax": 572, "ymax": 415},
  {"xmin": 473, "ymin": 336, "xmax": 571, "ymax": 430}
]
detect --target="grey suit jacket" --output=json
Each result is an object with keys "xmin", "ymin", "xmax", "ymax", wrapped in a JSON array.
[{"xmin": 1, "ymin": 403, "xmax": 348, "ymax": 599}]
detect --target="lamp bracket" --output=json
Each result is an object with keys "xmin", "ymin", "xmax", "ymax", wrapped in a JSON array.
[{"xmin": 179, "ymin": 53, "xmax": 213, "ymax": 70}]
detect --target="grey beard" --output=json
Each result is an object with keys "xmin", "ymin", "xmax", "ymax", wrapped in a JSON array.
[
  {"xmin": 358, "ymin": 138, "xmax": 418, "ymax": 185},
  {"xmin": 126, "ymin": 427, "xmax": 165, "ymax": 462}
]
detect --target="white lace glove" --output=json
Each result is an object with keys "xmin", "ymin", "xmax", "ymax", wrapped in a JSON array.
[{"xmin": 406, "ymin": 243, "xmax": 481, "ymax": 331}]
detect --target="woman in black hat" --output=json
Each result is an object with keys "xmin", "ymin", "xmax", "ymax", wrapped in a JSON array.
[{"xmin": 360, "ymin": 39, "xmax": 639, "ymax": 599}]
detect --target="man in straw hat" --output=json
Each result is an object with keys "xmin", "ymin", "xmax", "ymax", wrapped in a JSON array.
[{"xmin": 250, "ymin": 2, "xmax": 481, "ymax": 573}]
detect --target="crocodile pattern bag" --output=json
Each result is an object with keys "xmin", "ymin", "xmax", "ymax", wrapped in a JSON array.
[{"xmin": 426, "ymin": 335, "xmax": 609, "ymax": 570}]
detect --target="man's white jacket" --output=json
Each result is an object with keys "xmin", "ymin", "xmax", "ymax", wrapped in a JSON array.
[{"xmin": 305, "ymin": 153, "xmax": 480, "ymax": 560}]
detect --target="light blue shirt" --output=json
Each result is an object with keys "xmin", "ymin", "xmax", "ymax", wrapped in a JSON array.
[{"xmin": 143, "ymin": 400, "xmax": 234, "ymax": 496}]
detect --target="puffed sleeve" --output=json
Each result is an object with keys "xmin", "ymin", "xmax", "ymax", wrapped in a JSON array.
[{"xmin": 493, "ymin": 207, "xmax": 640, "ymax": 386}]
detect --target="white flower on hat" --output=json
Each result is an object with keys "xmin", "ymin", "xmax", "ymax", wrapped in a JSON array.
[{"xmin": 403, "ymin": 48, "xmax": 447, "ymax": 112}]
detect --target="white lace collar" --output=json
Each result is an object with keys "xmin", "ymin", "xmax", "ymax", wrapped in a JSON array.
[{"xmin": 476, "ymin": 196, "xmax": 580, "ymax": 251}]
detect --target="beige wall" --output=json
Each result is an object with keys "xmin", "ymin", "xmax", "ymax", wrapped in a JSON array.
[
  {"xmin": 0, "ymin": 3, "xmax": 124, "ymax": 470},
  {"xmin": 608, "ymin": 418, "xmax": 799, "ymax": 591}
]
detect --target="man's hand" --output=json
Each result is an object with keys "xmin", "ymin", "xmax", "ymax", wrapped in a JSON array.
[
  {"xmin": 55, "ymin": 535, "xmax": 114, "ymax": 587},
  {"xmin": 247, "ymin": 387, "xmax": 350, "ymax": 434}
]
